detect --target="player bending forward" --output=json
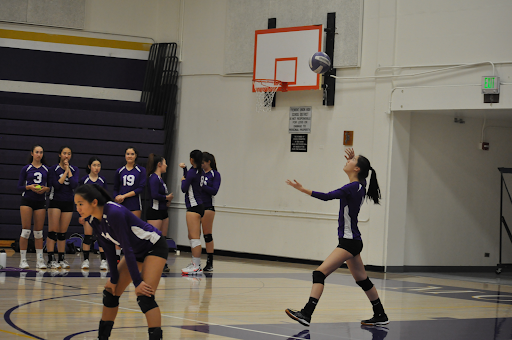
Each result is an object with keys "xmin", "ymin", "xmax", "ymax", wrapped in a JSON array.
[{"xmin": 74, "ymin": 184, "xmax": 168, "ymax": 340}]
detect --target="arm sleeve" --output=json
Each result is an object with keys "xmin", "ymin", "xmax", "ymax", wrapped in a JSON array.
[
  {"xmin": 150, "ymin": 176, "xmax": 167, "ymax": 201},
  {"xmin": 95, "ymin": 231, "xmax": 119, "ymax": 284},
  {"xmin": 17, "ymin": 166, "xmax": 28, "ymax": 192},
  {"xmin": 108, "ymin": 210, "xmax": 143, "ymax": 287},
  {"xmin": 182, "ymin": 166, "xmax": 188, "ymax": 178},
  {"xmin": 69, "ymin": 167, "xmax": 79, "ymax": 189},
  {"xmin": 311, "ymin": 188, "xmax": 347, "ymax": 201},
  {"xmin": 181, "ymin": 168, "xmax": 196, "ymax": 193},
  {"xmin": 133, "ymin": 167, "xmax": 146, "ymax": 195},
  {"xmin": 113, "ymin": 170, "xmax": 120, "ymax": 197},
  {"xmin": 202, "ymin": 172, "xmax": 221, "ymax": 196}
]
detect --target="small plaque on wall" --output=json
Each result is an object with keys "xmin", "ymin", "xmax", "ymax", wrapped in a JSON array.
[
  {"xmin": 291, "ymin": 134, "xmax": 308, "ymax": 152},
  {"xmin": 343, "ymin": 131, "xmax": 354, "ymax": 146}
]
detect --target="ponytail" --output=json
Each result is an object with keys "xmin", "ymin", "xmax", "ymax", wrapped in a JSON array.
[
  {"xmin": 146, "ymin": 153, "xmax": 164, "ymax": 177},
  {"xmin": 190, "ymin": 149, "xmax": 203, "ymax": 174},
  {"xmin": 356, "ymin": 155, "xmax": 381, "ymax": 205},
  {"xmin": 75, "ymin": 184, "xmax": 112, "ymax": 206},
  {"xmin": 202, "ymin": 152, "xmax": 217, "ymax": 171}
]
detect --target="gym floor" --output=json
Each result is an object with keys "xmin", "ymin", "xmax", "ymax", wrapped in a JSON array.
[{"xmin": 0, "ymin": 249, "xmax": 510, "ymax": 339}]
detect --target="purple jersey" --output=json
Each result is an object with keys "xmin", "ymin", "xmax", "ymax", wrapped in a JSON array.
[
  {"xmin": 17, "ymin": 164, "xmax": 49, "ymax": 201},
  {"xmin": 311, "ymin": 181, "xmax": 366, "ymax": 241},
  {"xmin": 181, "ymin": 167, "xmax": 203, "ymax": 208},
  {"xmin": 113, "ymin": 165, "xmax": 146, "ymax": 211},
  {"xmin": 48, "ymin": 164, "xmax": 79, "ymax": 202},
  {"xmin": 79, "ymin": 175, "xmax": 108, "ymax": 190},
  {"xmin": 148, "ymin": 173, "xmax": 168, "ymax": 211},
  {"xmin": 88, "ymin": 202, "xmax": 162, "ymax": 287},
  {"xmin": 201, "ymin": 170, "xmax": 221, "ymax": 208}
]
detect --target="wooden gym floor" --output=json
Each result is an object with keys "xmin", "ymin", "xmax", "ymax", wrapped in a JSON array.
[{"xmin": 0, "ymin": 249, "xmax": 510, "ymax": 339}]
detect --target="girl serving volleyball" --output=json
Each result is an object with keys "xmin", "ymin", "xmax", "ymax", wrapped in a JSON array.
[{"xmin": 285, "ymin": 148, "xmax": 389, "ymax": 327}]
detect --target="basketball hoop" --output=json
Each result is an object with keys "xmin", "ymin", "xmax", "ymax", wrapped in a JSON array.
[{"xmin": 253, "ymin": 79, "xmax": 288, "ymax": 112}]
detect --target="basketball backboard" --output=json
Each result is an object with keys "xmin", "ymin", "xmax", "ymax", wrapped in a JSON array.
[{"xmin": 253, "ymin": 25, "xmax": 323, "ymax": 92}]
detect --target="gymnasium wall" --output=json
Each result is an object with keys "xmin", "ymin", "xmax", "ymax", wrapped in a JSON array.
[{"xmin": 167, "ymin": 0, "xmax": 512, "ymax": 270}]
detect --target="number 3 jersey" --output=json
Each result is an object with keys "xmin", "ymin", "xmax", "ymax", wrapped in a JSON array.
[
  {"xmin": 113, "ymin": 165, "xmax": 146, "ymax": 211},
  {"xmin": 48, "ymin": 164, "xmax": 79, "ymax": 202},
  {"xmin": 17, "ymin": 164, "xmax": 49, "ymax": 201}
]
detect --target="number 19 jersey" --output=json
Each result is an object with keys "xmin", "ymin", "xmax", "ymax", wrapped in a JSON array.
[{"xmin": 113, "ymin": 165, "xmax": 146, "ymax": 211}]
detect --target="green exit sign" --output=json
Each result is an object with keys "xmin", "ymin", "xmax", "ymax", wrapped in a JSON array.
[{"xmin": 482, "ymin": 76, "xmax": 500, "ymax": 94}]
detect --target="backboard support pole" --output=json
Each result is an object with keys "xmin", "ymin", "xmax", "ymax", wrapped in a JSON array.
[{"xmin": 323, "ymin": 12, "xmax": 336, "ymax": 106}]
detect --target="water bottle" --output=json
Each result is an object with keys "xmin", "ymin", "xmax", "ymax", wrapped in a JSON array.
[{"xmin": 0, "ymin": 250, "xmax": 6, "ymax": 269}]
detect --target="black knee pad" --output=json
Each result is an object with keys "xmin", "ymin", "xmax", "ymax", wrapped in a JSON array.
[
  {"xmin": 83, "ymin": 235, "xmax": 93, "ymax": 245},
  {"xmin": 148, "ymin": 327, "xmax": 162, "ymax": 340},
  {"xmin": 312, "ymin": 270, "xmax": 326, "ymax": 285},
  {"xmin": 48, "ymin": 231, "xmax": 58, "ymax": 241},
  {"xmin": 356, "ymin": 277, "xmax": 374, "ymax": 291},
  {"xmin": 57, "ymin": 232, "xmax": 66, "ymax": 241},
  {"xmin": 102, "ymin": 289, "xmax": 120, "ymax": 308},
  {"xmin": 137, "ymin": 295, "xmax": 158, "ymax": 314},
  {"xmin": 204, "ymin": 233, "xmax": 213, "ymax": 243}
]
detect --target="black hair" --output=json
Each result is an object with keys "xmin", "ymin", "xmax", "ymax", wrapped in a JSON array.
[
  {"xmin": 125, "ymin": 146, "xmax": 138, "ymax": 162},
  {"xmin": 86, "ymin": 156, "xmax": 102, "ymax": 174},
  {"xmin": 356, "ymin": 155, "xmax": 381, "ymax": 205},
  {"xmin": 202, "ymin": 152, "xmax": 217, "ymax": 171},
  {"xmin": 75, "ymin": 184, "xmax": 112, "ymax": 206},
  {"xmin": 146, "ymin": 153, "xmax": 165, "ymax": 177},
  {"xmin": 190, "ymin": 149, "xmax": 203, "ymax": 172},
  {"xmin": 28, "ymin": 145, "xmax": 47, "ymax": 165},
  {"xmin": 58, "ymin": 146, "xmax": 72, "ymax": 163}
]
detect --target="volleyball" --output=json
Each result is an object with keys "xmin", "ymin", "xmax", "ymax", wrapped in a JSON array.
[{"xmin": 309, "ymin": 52, "xmax": 331, "ymax": 74}]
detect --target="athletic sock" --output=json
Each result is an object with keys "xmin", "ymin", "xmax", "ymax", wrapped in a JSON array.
[
  {"xmin": 20, "ymin": 250, "xmax": 27, "ymax": 261},
  {"xmin": 83, "ymin": 251, "xmax": 90, "ymax": 261},
  {"xmin": 36, "ymin": 249, "xmax": 43, "ymax": 261},
  {"xmin": 48, "ymin": 252, "xmax": 54, "ymax": 263},
  {"xmin": 58, "ymin": 252, "xmax": 65, "ymax": 262},
  {"xmin": 207, "ymin": 253, "xmax": 213, "ymax": 265},
  {"xmin": 371, "ymin": 298, "xmax": 385, "ymax": 315},
  {"xmin": 100, "ymin": 252, "xmax": 106, "ymax": 261},
  {"xmin": 98, "ymin": 320, "xmax": 114, "ymax": 339},
  {"xmin": 302, "ymin": 297, "xmax": 319, "ymax": 317},
  {"xmin": 192, "ymin": 256, "xmax": 201, "ymax": 267}
]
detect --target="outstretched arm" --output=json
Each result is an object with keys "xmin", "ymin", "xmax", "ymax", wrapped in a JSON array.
[{"xmin": 285, "ymin": 179, "xmax": 312, "ymax": 196}]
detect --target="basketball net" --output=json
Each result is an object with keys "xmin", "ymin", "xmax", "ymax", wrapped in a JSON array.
[{"xmin": 253, "ymin": 79, "xmax": 287, "ymax": 112}]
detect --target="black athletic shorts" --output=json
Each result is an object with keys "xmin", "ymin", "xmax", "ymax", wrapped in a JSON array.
[
  {"xmin": 337, "ymin": 238, "xmax": 363, "ymax": 257},
  {"xmin": 49, "ymin": 200, "xmax": 74, "ymax": 213},
  {"xmin": 146, "ymin": 208, "xmax": 168, "ymax": 220},
  {"xmin": 20, "ymin": 197, "xmax": 46, "ymax": 211},
  {"xmin": 136, "ymin": 236, "xmax": 169, "ymax": 262},
  {"xmin": 204, "ymin": 206, "xmax": 215, "ymax": 212},
  {"xmin": 187, "ymin": 204, "xmax": 205, "ymax": 217}
]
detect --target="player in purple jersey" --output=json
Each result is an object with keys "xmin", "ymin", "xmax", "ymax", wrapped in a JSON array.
[
  {"xmin": 17, "ymin": 145, "xmax": 50, "ymax": 270},
  {"xmin": 146, "ymin": 153, "xmax": 174, "ymax": 273},
  {"xmin": 285, "ymin": 148, "xmax": 389, "ymax": 327},
  {"xmin": 179, "ymin": 149, "xmax": 205, "ymax": 275},
  {"xmin": 74, "ymin": 184, "xmax": 167, "ymax": 340},
  {"xmin": 113, "ymin": 147, "xmax": 146, "ymax": 218},
  {"xmin": 200, "ymin": 152, "xmax": 221, "ymax": 272},
  {"xmin": 47, "ymin": 146, "xmax": 79, "ymax": 270},
  {"xmin": 78, "ymin": 157, "xmax": 109, "ymax": 271}
]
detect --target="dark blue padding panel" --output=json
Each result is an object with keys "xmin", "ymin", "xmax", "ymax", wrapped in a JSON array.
[
  {"xmin": 0, "ymin": 91, "xmax": 146, "ymax": 114},
  {"xmin": 0, "ymin": 104, "xmax": 163, "ymax": 129},
  {"xmin": 0, "ymin": 47, "xmax": 147, "ymax": 91}
]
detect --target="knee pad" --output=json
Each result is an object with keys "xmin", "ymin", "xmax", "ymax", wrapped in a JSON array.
[
  {"xmin": 356, "ymin": 277, "xmax": 374, "ymax": 292},
  {"xmin": 137, "ymin": 294, "xmax": 158, "ymax": 314},
  {"xmin": 102, "ymin": 289, "xmax": 120, "ymax": 308},
  {"xmin": 312, "ymin": 270, "xmax": 326, "ymax": 285},
  {"xmin": 83, "ymin": 235, "xmax": 93, "ymax": 246},
  {"xmin": 48, "ymin": 231, "xmax": 58, "ymax": 241},
  {"xmin": 20, "ymin": 229, "xmax": 31, "ymax": 239},
  {"xmin": 33, "ymin": 230, "xmax": 43, "ymax": 239},
  {"xmin": 57, "ymin": 232, "xmax": 66, "ymax": 241},
  {"xmin": 190, "ymin": 239, "xmax": 201, "ymax": 249},
  {"xmin": 204, "ymin": 234, "xmax": 213, "ymax": 243},
  {"xmin": 148, "ymin": 327, "xmax": 162, "ymax": 340}
]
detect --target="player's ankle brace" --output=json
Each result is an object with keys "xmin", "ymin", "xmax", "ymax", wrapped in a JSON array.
[{"xmin": 98, "ymin": 320, "xmax": 114, "ymax": 339}]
